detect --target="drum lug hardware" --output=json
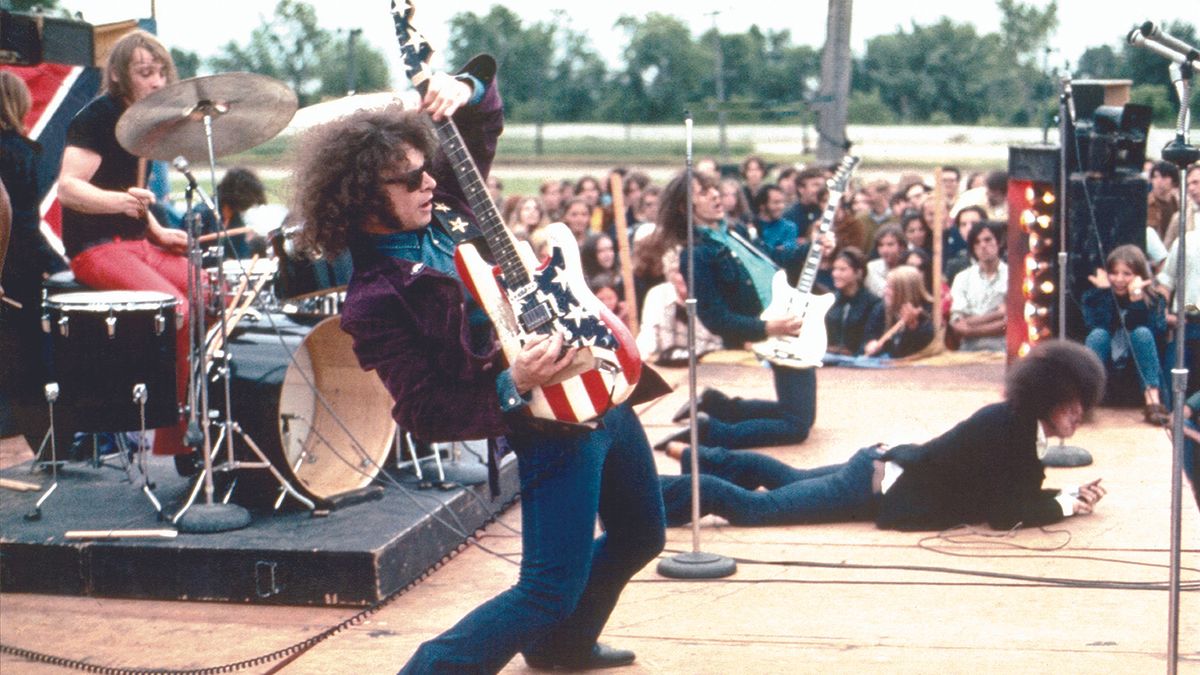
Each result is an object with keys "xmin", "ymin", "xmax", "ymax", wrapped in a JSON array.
[
  {"xmin": 106, "ymin": 314, "xmax": 117, "ymax": 338},
  {"xmin": 155, "ymin": 312, "xmax": 166, "ymax": 335},
  {"xmin": 57, "ymin": 315, "xmax": 69, "ymax": 337},
  {"xmin": 41, "ymin": 313, "xmax": 50, "ymax": 334}
]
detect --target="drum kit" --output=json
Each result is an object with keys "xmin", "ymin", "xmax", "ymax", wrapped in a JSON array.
[{"xmin": 28, "ymin": 72, "xmax": 403, "ymax": 531}]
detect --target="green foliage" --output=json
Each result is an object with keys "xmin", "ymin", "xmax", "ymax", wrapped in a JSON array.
[
  {"xmin": 846, "ymin": 90, "xmax": 896, "ymax": 124},
  {"xmin": 170, "ymin": 48, "xmax": 200, "ymax": 80},
  {"xmin": 1130, "ymin": 84, "xmax": 1188, "ymax": 127},
  {"xmin": 10, "ymin": 0, "xmax": 60, "ymax": 11},
  {"xmin": 206, "ymin": 0, "xmax": 388, "ymax": 107},
  {"xmin": 858, "ymin": 19, "xmax": 1004, "ymax": 123}
]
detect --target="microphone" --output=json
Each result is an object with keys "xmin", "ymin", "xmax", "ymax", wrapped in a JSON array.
[
  {"xmin": 172, "ymin": 156, "xmax": 214, "ymax": 210},
  {"xmin": 1141, "ymin": 21, "xmax": 1199, "ymax": 63},
  {"xmin": 172, "ymin": 156, "xmax": 198, "ymax": 189},
  {"xmin": 1128, "ymin": 28, "xmax": 1187, "ymax": 66}
]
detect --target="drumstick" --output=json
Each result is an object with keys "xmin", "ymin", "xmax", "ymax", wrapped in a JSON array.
[
  {"xmin": 207, "ymin": 262, "xmax": 271, "ymax": 361},
  {"xmin": 65, "ymin": 529, "xmax": 178, "ymax": 540},
  {"xmin": 865, "ymin": 317, "xmax": 910, "ymax": 356},
  {"xmin": 197, "ymin": 226, "xmax": 255, "ymax": 244},
  {"xmin": 205, "ymin": 255, "xmax": 257, "ymax": 358},
  {"xmin": 0, "ymin": 477, "xmax": 40, "ymax": 492},
  {"xmin": 1, "ymin": 295, "xmax": 23, "ymax": 309}
]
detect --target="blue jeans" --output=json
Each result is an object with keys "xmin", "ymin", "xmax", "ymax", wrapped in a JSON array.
[
  {"xmin": 698, "ymin": 365, "xmax": 817, "ymax": 448},
  {"xmin": 659, "ymin": 445, "xmax": 881, "ymax": 527},
  {"xmin": 399, "ymin": 404, "xmax": 665, "ymax": 674},
  {"xmin": 1085, "ymin": 326, "xmax": 1162, "ymax": 391}
]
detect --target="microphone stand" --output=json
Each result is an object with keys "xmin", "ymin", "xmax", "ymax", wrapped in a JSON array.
[
  {"xmin": 1043, "ymin": 74, "xmax": 1093, "ymax": 467},
  {"xmin": 1158, "ymin": 57, "xmax": 1196, "ymax": 675},
  {"xmin": 658, "ymin": 111, "xmax": 736, "ymax": 580},
  {"xmin": 171, "ymin": 114, "xmax": 252, "ymax": 534}
]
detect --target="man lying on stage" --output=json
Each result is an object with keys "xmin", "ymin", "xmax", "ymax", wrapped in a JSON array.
[
  {"xmin": 291, "ymin": 55, "xmax": 665, "ymax": 673},
  {"xmin": 659, "ymin": 340, "xmax": 1108, "ymax": 531}
]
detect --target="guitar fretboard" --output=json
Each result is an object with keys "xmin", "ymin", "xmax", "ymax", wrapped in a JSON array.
[
  {"xmin": 793, "ymin": 156, "xmax": 859, "ymax": 305},
  {"xmin": 433, "ymin": 118, "xmax": 528, "ymax": 289}
]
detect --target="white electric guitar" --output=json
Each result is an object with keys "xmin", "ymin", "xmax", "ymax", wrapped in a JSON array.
[{"xmin": 751, "ymin": 155, "xmax": 860, "ymax": 369}]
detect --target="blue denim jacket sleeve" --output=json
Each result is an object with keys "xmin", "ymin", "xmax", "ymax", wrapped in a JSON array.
[{"xmin": 495, "ymin": 368, "xmax": 529, "ymax": 413}]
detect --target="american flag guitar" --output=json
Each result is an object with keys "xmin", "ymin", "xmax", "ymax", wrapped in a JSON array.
[{"xmin": 390, "ymin": 0, "xmax": 642, "ymax": 424}]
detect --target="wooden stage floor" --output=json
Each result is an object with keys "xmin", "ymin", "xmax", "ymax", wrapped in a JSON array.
[{"xmin": 2, "ymin": 357, "xmax": 1197, "ymax": 673}]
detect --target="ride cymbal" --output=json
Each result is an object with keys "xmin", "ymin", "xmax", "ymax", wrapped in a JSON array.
[{"xmin": 116, "ymin": 72, "xmax": 298, "ymax": 161}]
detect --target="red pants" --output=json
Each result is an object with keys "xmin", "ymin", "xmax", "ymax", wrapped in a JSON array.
[{"xmin": 71, "ymin": 239, "xmax": 193, "ymax": 455}]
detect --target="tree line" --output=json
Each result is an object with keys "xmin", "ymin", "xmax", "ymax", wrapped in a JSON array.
[{"xmin": 22, "ymin": 0, "xmax": 1198, "ymax": 126}]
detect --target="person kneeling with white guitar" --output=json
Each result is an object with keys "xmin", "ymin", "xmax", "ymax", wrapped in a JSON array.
[{"xmin": 656, "ymin": 170, "xmax": 822, "ymax": 449}]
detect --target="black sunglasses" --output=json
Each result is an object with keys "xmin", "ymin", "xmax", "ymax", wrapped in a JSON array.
[{"xmin": 382, "ymin": 161, "xmax": 431, "ymax": 191}]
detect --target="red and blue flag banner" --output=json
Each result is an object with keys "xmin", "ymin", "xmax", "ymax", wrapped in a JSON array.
[{"xmin": 3, "ymin": 63, "xmax": 102, "ymax": 259}]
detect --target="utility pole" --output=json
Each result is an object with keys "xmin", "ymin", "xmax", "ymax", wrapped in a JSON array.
[
  {"xmin": 346, "ymin": 28, "xmax": 362, "ymax": 95},
  {"xmin": 815, "ymin": 0, "xmax": 852, "ymax": 164},
  {"xmin": 707, "ymin": 11, "xmax": 729, "ymax": 166}
]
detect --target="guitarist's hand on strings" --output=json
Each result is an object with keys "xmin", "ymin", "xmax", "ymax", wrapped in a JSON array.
[
  {"xmin": 512, "ymin": 331, "xmax": 579, "ymax": 394},
  {"xmin": 765, "ymin": 315, "xmax": 805, "ymax": 338},
  {"xmin": 420, "ymin": 72, "xmax": 472, "ymax": 121}
]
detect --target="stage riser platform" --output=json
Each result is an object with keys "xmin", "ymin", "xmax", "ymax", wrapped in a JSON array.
[{"xmin": 0, "ymin": 457, "xmax": 518, "ymax": 606}]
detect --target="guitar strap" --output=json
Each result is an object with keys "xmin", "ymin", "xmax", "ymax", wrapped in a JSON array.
[
  {"xmin": 431, "ymin": 200, "xmax": 504, "ymax": 263},
  {"xmin": 728, "ymin": 227, "xmax": 781, "ymax": 271}
]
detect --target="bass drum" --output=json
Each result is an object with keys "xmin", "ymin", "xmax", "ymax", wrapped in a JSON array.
[{"xmin": 216, "ymin": 314, "xmax": 394, "ymax": 508}]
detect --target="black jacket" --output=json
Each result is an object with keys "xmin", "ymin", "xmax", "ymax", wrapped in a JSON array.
[{"xmin": 877, "ymin": 402, "xmax": 1065, "ymax": 531}]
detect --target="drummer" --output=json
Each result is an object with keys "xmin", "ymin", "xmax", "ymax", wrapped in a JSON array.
[
  {"xmin": 188, "ymin": 167, "xmax": 270, "ymax": 260},
  {"xmin": 55, "ymin": 30, "xmax": 192, "ymax": 457}
]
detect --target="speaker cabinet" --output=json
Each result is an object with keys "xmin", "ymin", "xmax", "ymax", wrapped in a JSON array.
[{"xmin": 1063, "ymin": 173, "xmax": 1148, "ymax": 340}]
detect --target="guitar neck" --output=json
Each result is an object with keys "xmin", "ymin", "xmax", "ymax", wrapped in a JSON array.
[
  {"xmin": 793, "ymin": 187, "xmax": 844, "ymax": 294},
  {"xmin": 433, "ymin": 117, "xmax": 528, "ymax": 288}
]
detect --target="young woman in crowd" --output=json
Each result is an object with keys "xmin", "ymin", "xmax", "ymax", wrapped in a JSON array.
[
  {"xmin": 902, "ymin": 210, "xmax": 932, "ymax": 257},
  {"xmin": 719, "ymin": 177, "xmax": 752, "ymax": 228},
  {"xmin": 1081, "ymin": 244, "xmax": 1170, "ymax": 425},
  {"xmin": 864, "ymin": 265, "xmax": 935, "ymax": 358},
  {"xmin": 580, "ymin": 232, "xmax": 619, "ymax": 281},
  {"xmin": 559, "ymin": 197, "xmax": 592, "ymax": 244},
  {"xmin": 825, "ymin": 247, "xmax": 881, "ymax": 356},
  {"xmin": 903, "ymin": 247, "xmax": 952, "ymax": 322},
  {"xmin": 503, "ymin": 195, "xmax": 547, "ymax": 241},
  {"xmin": 865, "ymin": 224, "xmax": 906, "ymax": 296},
  {"xmin": 740, "ymin": 155, "xmax": 767, "ymax": 210}
]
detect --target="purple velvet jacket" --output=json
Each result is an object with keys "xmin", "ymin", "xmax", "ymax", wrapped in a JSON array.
[{"xmin": 340, "ymin": 55, "xmax": 513, "ymax": 443}]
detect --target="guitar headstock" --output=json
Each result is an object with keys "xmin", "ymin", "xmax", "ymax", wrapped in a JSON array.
[
  {"xmin": 390, "ymin": 0, "xmax": 435, "ymax": 92},
  {"xmin": 827, "ymin": 155, "xmax": 861, "ymax": 193}
]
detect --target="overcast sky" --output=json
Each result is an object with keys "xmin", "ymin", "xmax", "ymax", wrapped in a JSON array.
[{"xmin": 63, "ymin": 0, "xmax": 1189, "ymax": 88}]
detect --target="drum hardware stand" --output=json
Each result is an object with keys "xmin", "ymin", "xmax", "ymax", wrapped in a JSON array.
[
  {"xmin": 424, "ymin": 441, "xmax": 487, "ymax": 487},
  {"xmin": 130, "ymin": 383, "xmax": 164, "ymax": 518},
  {"xmin": 222, "ymin": 420, "xmax": 317, "ymax": 510},
  {"xmin": 25, "ymin": 383, "xmax": 61, "ymax": 521},
  {"xmin": 174, "ymin": 156, "xmax": 252, "ymax": 534}
]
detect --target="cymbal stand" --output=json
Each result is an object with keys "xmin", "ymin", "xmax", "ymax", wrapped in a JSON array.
[
  {"xmin": 171, "ymin": 122, "xmax": 251, "ymax": 533},
  {"xmin": 24, "ymin": 383, "xmax": 61, "ymax": 521}
]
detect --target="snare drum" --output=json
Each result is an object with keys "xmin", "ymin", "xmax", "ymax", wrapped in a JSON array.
[
  {"xmin": 213, "ymin": 315, "xmax": 393, "ymax": 507},
  {"xmin": 213, "ymin": 258, "xmax": 279, "ymax": 309},
  {"xmin": 43, "ymin": 290, "xmax": 179, "ymax": 431}
]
